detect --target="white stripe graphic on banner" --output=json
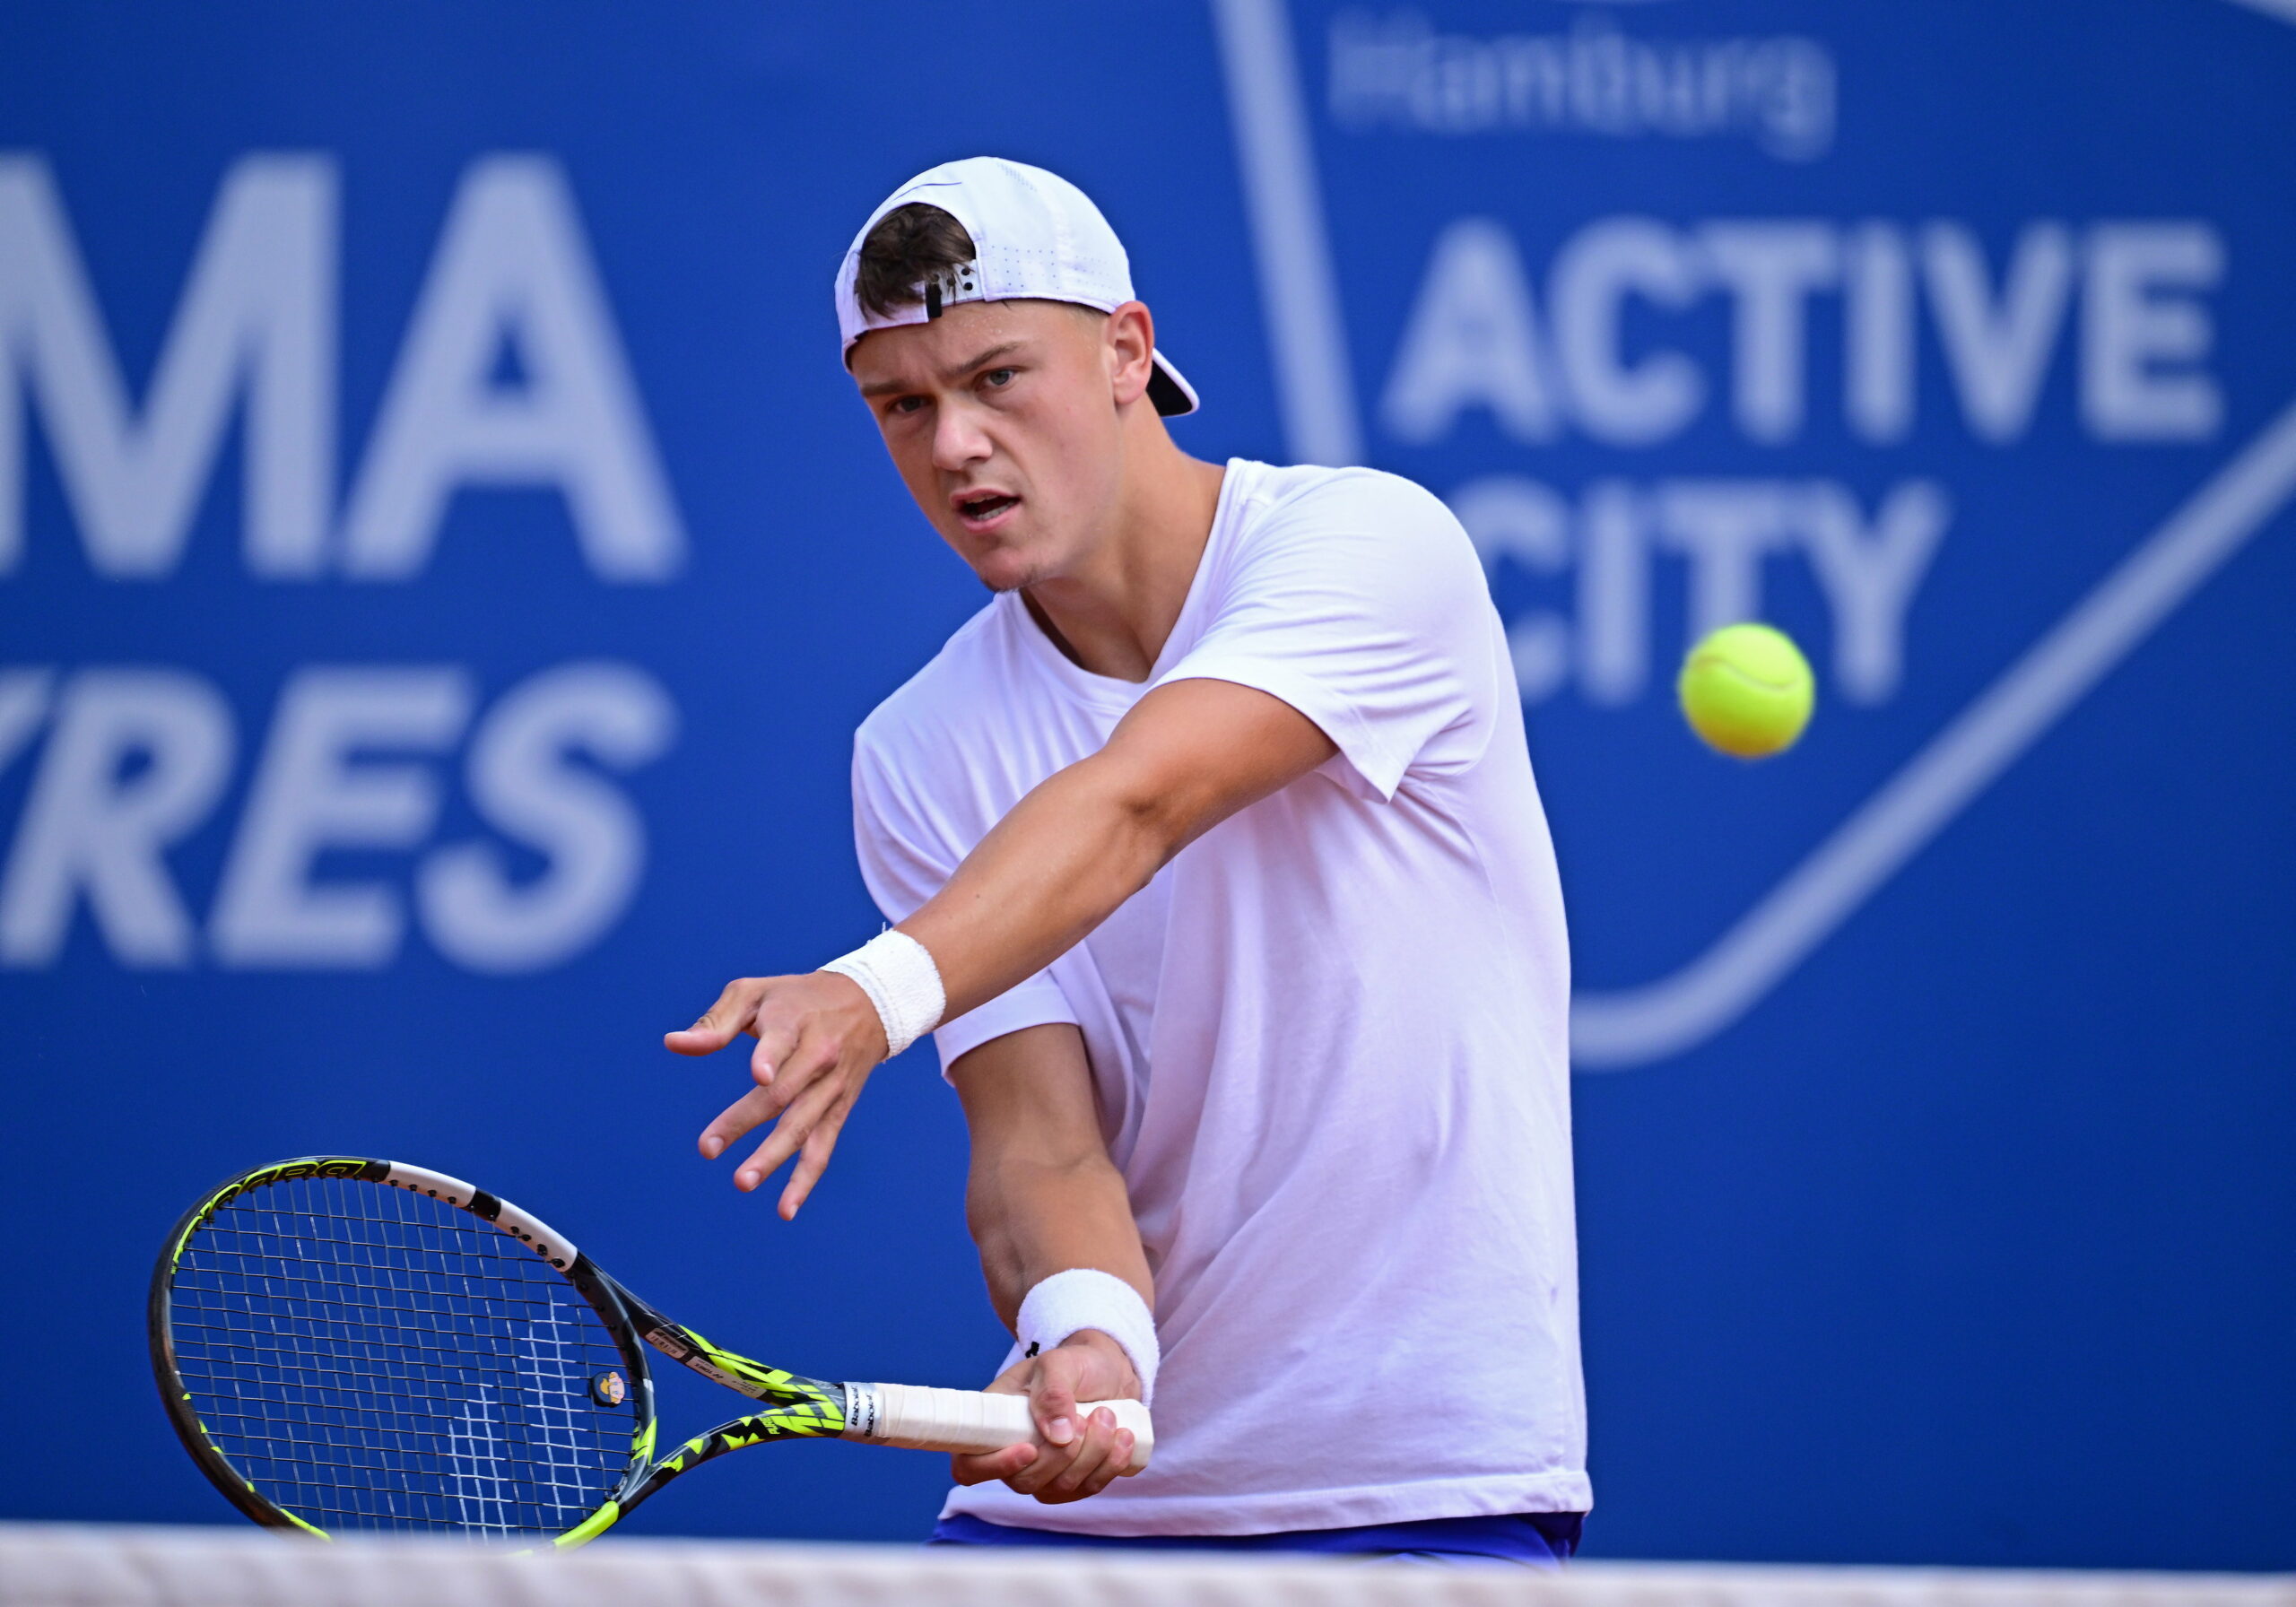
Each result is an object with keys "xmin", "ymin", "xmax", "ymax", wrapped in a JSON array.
[{"xmin": 1209, "ymin": 0, "xmax": 1361, "ymax": 467}]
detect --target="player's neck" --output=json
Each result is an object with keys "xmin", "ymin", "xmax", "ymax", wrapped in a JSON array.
[{"xmin": 1022, "ymin": 425, "xmax": 1224, "ymax": 683}]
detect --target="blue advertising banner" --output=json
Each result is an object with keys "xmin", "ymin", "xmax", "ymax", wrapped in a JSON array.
[{"xmin": 1, "ymin": 0, "xmax": 2289, "ymax": 1570}]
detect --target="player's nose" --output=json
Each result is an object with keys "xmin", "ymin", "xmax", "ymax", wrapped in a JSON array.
[{"xmin": 930, "ymin": 402, "xmax": 993, "ymax": 473}]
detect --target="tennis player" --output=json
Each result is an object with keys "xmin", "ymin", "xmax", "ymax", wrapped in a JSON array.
[{"xmin": 667, "ymin": 158, "xmax": 1587, "ymax": 1564}]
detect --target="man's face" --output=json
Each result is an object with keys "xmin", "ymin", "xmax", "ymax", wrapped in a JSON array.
[{"xmin": 849, "ymin": 300, "xmax": 1126, "ymax": 594}]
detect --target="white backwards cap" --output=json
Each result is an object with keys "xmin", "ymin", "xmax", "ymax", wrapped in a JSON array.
[{"xmin": 834, "ymin": 157, "xmax": 1199, "ymax": 417}]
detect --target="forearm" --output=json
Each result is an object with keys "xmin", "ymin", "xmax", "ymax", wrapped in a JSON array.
[
  {"xmin": 951, "ymin": 1025, "xmax": 1153, "ymax": 1336},
  {"xmin": 879, "ymin": 681, "xmax": 1335, "ymax": 1038},
  {"xmin": 950, "ymin": 1025, "xmax": 1156, "ymax": 1463},
  {"xmin": 970, "ymin": 1150, "xmax": 1152, "ymax": 1333},
  {"xmin": 901, "ymin": 752, "xmax": 1173, "ymax": 1021}
]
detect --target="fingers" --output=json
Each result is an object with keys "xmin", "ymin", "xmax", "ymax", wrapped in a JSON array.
[
  {"xmin": 1014, "ymin": 1343, "xmax": 1143, "ymax": 1499},
  {"xmin": 954, "ymin": 1352, "xmax": 1134, "ymax": 1504},
  {"xmin": 698, "ymin": 1085, "xmax": 777, "ymax": 1161},
  {"xmin": 698, "ymin": 1060, "xmax": 852, "ymax": 1212},
  {"xmin": 1055, "ymin": 1410, "xmax": 1135, "ymax": 1498},
  {"xmin": 687, "ymin": 971, "xmax": 890, "ymax": 1209},
  {"xmin": 750, "ymin": 1020, "xmax": 836, "ymax": 1114},
  {"xmin": 776, "ymin": 1088, "xmax": 863, "ymax": 1220},
  {"xmin": 732, "ymin": 1060, "xmax": 839, "ymax": 1190},
  {"xmin": 699, "ymin": 1028, "xmax": 832, "ymax": 1163},
  {"xmin": 733, "ymin": 1069, "xmax": 850, "ymax": 1202},
  {"xmin": 1004, "ymin": 1407, "xmax": 1133, "ymax": 1503},
  {"xmin": 665, "ymin": 978, "xmax": 766, "ymax": 1055},
  {"xmin": 1031, "ymin": 1368, "xmax": 1081, "ymax": 1450},
  {"xmin": 701, "ymin": 1029, "xmax": 839, "ymax": 1146},
  {"xmin": 750, "ymin": 1016, "xmax": 800, "ymax": 1089},
  {"xmin": 731, "ymin": 1107, "xmax": 828, "ymax": 1196},
  {"xmin": 951, "ymin": 1443, "xmax": 1035, "ymax": 1487}
]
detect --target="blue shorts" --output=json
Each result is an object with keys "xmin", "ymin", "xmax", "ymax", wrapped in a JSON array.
[{"xmin": 928, "ymin": 1510, "xmax": 1584, "ymax": 1567}]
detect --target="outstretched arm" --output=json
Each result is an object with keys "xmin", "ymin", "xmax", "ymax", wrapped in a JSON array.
[
  {"xmin": 667, "ymin": 676, "xmax": 1335, "ymax": 1214},
  {"xmin": 903, "ymin": 677, "xmax": 1335, "ymax": 1020},
  {"xmin": 944, "ymin": 1022, "xmax": 1149, "ymax": 1504}
]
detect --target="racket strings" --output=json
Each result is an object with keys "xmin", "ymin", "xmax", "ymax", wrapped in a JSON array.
[{"xmin": 168, "ymin": 1174, "xmax": 635, "ymax": 1535}]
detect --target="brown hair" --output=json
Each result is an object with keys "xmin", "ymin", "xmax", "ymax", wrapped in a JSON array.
[{"xmin": 855, "ymin": 203, "xmax": 978, "ymax": 318}]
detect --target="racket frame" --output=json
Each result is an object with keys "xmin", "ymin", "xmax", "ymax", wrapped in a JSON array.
[
  {"xmin": 152, "ymin": 1155, "xmax": 1148, "ymax": 1547},
  {"xmin": 148, "ymin": 1155, "xmax": 850, "ymax": 1545}
]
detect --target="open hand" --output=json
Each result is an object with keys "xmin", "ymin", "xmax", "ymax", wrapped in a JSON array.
[
  {"xmin": 950, "ymin": 1330, "xmax": 1143, "ymax": 1505},
  {"xmin": 665, "ymin": 971, "xmax": 888, "ymax": 1218}
]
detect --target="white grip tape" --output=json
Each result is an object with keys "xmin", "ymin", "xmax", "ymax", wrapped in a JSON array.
[{"xmin": 848, "ymin": 1383, "xmax": 1153, "ymax": 1472}]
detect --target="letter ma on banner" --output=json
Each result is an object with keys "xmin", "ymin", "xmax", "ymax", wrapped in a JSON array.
[{"xmin": 0, "ymin": 154, "xmax": 689, "ymax": 973}]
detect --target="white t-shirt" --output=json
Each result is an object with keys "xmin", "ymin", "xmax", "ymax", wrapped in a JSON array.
[{"xmin": 850, "ymin": 458, "xmax": 1587, "ymax": 1536}]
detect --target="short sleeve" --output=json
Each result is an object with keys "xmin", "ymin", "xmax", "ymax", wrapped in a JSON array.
[
  {"xmin": 1153, "ymin": 471, "xmax": 1500, "ymax": 802},
  {"xmin": 849, "ymin": 734, "xmax": 1079, "ymax": 1075}
]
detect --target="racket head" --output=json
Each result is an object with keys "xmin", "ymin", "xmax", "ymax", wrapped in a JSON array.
[{"xmin": 149, "ymin": 1157, "xmax": 653, "ymax": 1542}]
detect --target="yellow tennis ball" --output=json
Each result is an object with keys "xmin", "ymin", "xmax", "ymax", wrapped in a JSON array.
[{"xmin": 1677, "ymin": 623, "xmax": 1814, "ymax": 759}]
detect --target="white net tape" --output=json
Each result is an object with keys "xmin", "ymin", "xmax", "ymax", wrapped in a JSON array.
[{"xmin": 2, "ymin": 1524, "xmax": 2289, "ymax": 1607}]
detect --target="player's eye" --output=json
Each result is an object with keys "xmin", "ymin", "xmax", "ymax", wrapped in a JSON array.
[
  {"xmin": 889, "ymin": 395, "xmax": 926, "ymax": 416},
  {"xmin": 981, "ymin": 368, "xmax": 1016, "ymax": 388}
]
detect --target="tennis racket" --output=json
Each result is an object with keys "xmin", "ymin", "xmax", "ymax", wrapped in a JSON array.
[{"xmin": 148, "ymin": 1155, "xmax": 1152, "ymax": 1545}]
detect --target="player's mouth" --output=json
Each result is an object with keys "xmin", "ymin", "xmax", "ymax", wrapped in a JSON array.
[{"xmin": 952, "ymin": 490, "xmax": 1022, "ymax": 533}]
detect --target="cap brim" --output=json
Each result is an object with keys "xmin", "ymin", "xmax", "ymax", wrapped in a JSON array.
[{"xmin": 1149, "ymin": 351, "xmax": 1199, "ymax": 417}]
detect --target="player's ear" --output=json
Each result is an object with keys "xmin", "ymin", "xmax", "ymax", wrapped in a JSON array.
[{"xmin": 1104, "ymin": 302, "xmax": 1156, "ymax": 408}]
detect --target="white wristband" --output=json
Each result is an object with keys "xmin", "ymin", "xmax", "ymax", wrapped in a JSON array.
[
  {"xmin": 819, "ymin": 929, "xmax": 944, "ymax": 1059},
  {"xmin": 1017, "ymin": 1269, "xmax": 1160, "ymax": 1405}
]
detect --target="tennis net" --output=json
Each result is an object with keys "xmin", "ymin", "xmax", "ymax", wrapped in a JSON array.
[{"xmin": 4, "ymin": 1524, "xmax": 2292, "ymax": 1607}]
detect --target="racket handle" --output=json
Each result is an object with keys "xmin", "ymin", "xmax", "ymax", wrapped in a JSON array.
[{"xmin": 849, "ymin": 1383, "xmax": 1153, "ymax": 1472}]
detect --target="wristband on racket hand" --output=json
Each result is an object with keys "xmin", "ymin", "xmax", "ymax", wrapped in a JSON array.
[
  {"xmin": 1018, "ymin": 1268, "xmax": 1159, "ymax": 1405},
  {"xmin": 820, "ymin": 929, "xmax": 944, "ymax": 1059}
]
